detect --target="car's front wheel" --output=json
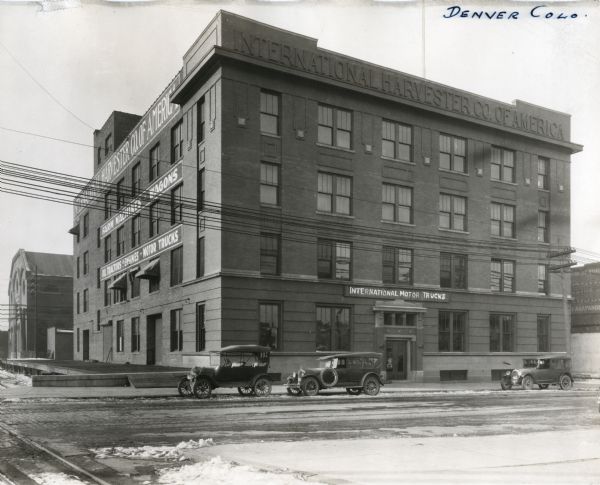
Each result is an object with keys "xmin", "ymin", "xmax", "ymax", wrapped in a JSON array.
[
  {"xmin": 500, "ymin": 381, "xmax": 512, "ymax": 390},
  {"xmin": 559, "ymin": 374, "xmax": 573, "ymax": 390},
  {"xmin": 522, "ymin": 375, "xmax": 534, "ymax": 390},
  {"xmin": 286, "ymin": 387, "xmax": 302, "ymax": 396},
  {"xmin": 177, "ymin": 377, "xmax": 192, "ymax": 397},
  {"xmin": 346, "ymin": 388, "xmax": 362, "ymax": 395},
  {"xmin": 301, "ymin": 376, "xmax": 320, "ymax": 396},
  {"xmin": 237, "ymin": 386, "xmax": 254, "ymax": 396},
  {"xmin": 363, "ymin": 376, "xmax": 381, "ymax": 396},
  {"xmin": 192, "ymin": 377, "xmax": 212, "ymax": 399},
  {"xmin": 253, "ymin": 377, "xmax": 272, "ymax": 397}
]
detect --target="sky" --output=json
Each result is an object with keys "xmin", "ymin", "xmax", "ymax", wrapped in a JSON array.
[{"xmin": 0, "ymin": 1, "xmax": 599, "ymax": 331}]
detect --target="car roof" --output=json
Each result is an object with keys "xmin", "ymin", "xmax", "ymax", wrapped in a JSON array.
[
  {"xmin": 317, "ymin": 352, "xmax": 382, "ymax": 360},
  {"xmin": 534, "ymin": 355, "xmax": 571, "ymax": 360},
  {"xmin": 215, "ymin": 345, "xmax": 271, "ymax": 353}
]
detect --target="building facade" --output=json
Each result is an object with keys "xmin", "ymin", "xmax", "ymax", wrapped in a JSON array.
[
  {"xmin": 571, "ymin": 263, "xmax": 600, "ymax": 376},
  {"xmin": 8, "ymin": 250, "xmax": 73, "ymax": 359},
  {"xmin": 72, "ymin": 11, "xmax": 581, "ymax": 381}
]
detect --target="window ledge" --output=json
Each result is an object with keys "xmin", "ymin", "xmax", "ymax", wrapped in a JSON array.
[
  {"xmin": 439, "ymin": 168, "xmax": 469, "ymax": 177},
  {"xmin": 260, "ymin": 203, "xmax": 282, "ymax": 210},
  {"xmin": 316, "ymin": 143, "xmax": 355, "ymax": 154},
  {"xmin": 491, "ymin": 179, "xmax": 518, "ymax": 186},
  {"xmin": 537, "ymin": 188, "xmax": 550, "ymax": 193},
  {"xmin": 491, "ymin": 235, "xmax": 518, "ymax": 241},
  {"xmin": 381, "ymin": 155, "xmax": 415, "ymax": 166},
  {"xmin": 260, "ymin": 132, "xmax": 281, "ymax": 139},
  {"xmin": 381, "ymin": 220, "xmax": 415, "ymax": 227},
  {"xmin": 316, "ymin": 211, "xmax": 355, "ymax": 220},
  {"xmin": 438, "ymin": 228, "xmax": 470, "ymax": 235}
]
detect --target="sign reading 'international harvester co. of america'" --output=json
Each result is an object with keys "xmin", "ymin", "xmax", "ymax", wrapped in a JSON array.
[{"xmin": 346, "ymin": 286, "xmax": 449, "ymax": 302}]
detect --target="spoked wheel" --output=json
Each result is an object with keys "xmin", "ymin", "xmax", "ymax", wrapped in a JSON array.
[
  {"xmin": 301, "ymin": 376, "xmax": 320, "ymax": 396},
  {"xmin": 522, "ymin": 375, "xmax": 534, "ymax": 390},
  {"xmin": 177, "ymin": 377, "xmax": 193, "ymax": 397},
  {"xmin": 363, "ymin": 376, "xmax": 381, "ymax": 396},
  {"xmin": 346, "ymin": 388, "xmax": 362, "ymax": 395},
  {"xmin": 253, "ymin": 377, "xmax": 272, "ymax": 397},
  {"xmin": 286, "ymin": 387, "xmax": 302, "ymax": 396},
  {"xmin": 500, "ymin": 381, "xmax": 512, "ymax": 391},
  {"xmin": 192, "ymin": 377, "xmax": 213, "ymax": 399},
  {"xmin": 237, "ymin": 386, "xmax": 254, "ymax": 396},
  {"xmin": 559, "ymin": 374, "xmax": 573, "ymax": 390}
]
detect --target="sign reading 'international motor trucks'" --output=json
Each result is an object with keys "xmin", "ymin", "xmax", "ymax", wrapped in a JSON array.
[{"xmin": 346, "ymin": 286, "xmax": 449, "ymax": 302}]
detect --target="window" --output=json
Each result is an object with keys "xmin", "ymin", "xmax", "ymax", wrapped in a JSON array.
[
  {"xmin": 131, "ymin": 317, "xmax": 140, "ymax": 352},
  {"xmin": 196, "ymin": 304, "xmax": 206, "ymax": 352},
  {"xmin": 149, "ymin": 201, "xmax": 160, "ymax": 237},
  {"xmin": 83, "ymin": 213, "xmax": 89, "ymax": 238},
  {"xmin": 76, "ymin": 292, "xmax": 80, "ymax": 314},
  {"xmin": 439, "ymin": 194, "xmax": 466, "ymax": 231},
  {"xmin": 96, "ymin": 310, "xmax": 101, "ymax": 332},
  {"xmin": 318, "ymin": 173, "xmax": 351, "ymax": 215},
  {"xmin": 491, "ymin": 259, "xmax": 515, "ymax": 292},
  {"xmin": 130, "ymin": 271, "xmax": 140, "ymax": 298},
  {"xmin": 197, "ymin": 237, "xmax": 205, "ymax": 278},
  {"xmin": 538, "ymin": 264, "xmax": 548, "ymax": 294},
  {"xmin": 149, "ymin": 274, "xmax": 160, "ymax": 293},
  {"xmin": 77, "ymin": 328, "xmax": 80, "ymax": 353},
  {"xmin": 113, "ymin": 277, "xmax": 127, "ymax": 303},
  {"xmin": 537, "ymin": 315, "xmax": 550, "ymax": 352},
  {"xmin": 381, "ymin": 120, "xmax": 412, "ymax": 162},
  {"xmin": 538, "ymin": 211, "xmax": 549, "ymax": 243},
  {"xmin": 316, "ymin": 306, "xmax": 350, "ymax": 351},
  {"xmin": 104, "ymin": 280, "xmax": 111, "ymax": 306},
  {"xmin": 382, "ymin": 247, "xmax": 413, "ymax": 285},
  {"xmin": 197, "ymin": 169, "xmax": 205, "ymax": 211},
  {"xmin": 170, "ymin": 309, "xmax": 183, "ymax": 352},
  {"xmin": 440, "ymin": 253, "xmax": 467, "ymax": 289},
  {"xmin": 260, "ymin": 91, "xmax": 280, "ymax": 135},
  {"xmin": 439, "ymin": 311, "xmax": 466, "ymax": 352},
  {"xmin": 171, "ymin": 184, "xmax": 183, "ymax": 224},
  {"xmin": 104, "ymin": 134, "xmax": 113, "ymax": 156},
  {"xmin": 491, "ymin": 147, "xmax": 515, "ymax": 183},
  {"xmin": 149, "ymin": 143, "xmax": 160, "ymax": 181},
  {"xmin": 198, "ymin": 98, "xmax": 205, "ymax": 144},
  {"xmin": 116, "ymin": 320, "xmax": 124, "ymax": 352},
  {"xmin": 491, "ymin": 203, "xmax": 515, "ymax": 238},
  {"xmin": 439, "ymin": 134, "xmax": 467, "ymax": 173},
  {"xmin": 76, "ymin": 257, "xmax": 80, "ymax": 278},
  {"xmin": 260, "ymin": 233, "xmax": 280, "ymax": 275},
  {"xmin": 131, "ymin": 163, "xmax": 141, "ymax": 197},
  {"xmin": 318, "ymin": 240, "xmax": 351, "ymax": 280},
  {"xmin": 490, "ymin": 314, "xmax": 515, "ymax": 352},
  {"xmin": 131, "ymin": 215, "xmax": 141, "ymax": 248},
  {"xmin": 382, "ymin": 184, "xmax": 412, "ymax": 223},
  {"xmin": 116, "ymin": 227, "xmax": 125, "ymax": 256},
  {"xmin": 104, "ymin": 235, "xmax": 112, "ymax": 263},
  {"xmin": 116, "ymin": 178, "xmax": 125, "ymax": 210},
  {"xmin": 383, "ymin": 313, "xmax": 417, "ymax": 326},
  {"xmin": 259, "ymin": 303, "xmax": 280, "ymax": 350},
  {"xmin": 171, "ymin": 121, "xmax": 184, "ymax": 163},
  {"xmin": 170, "ymin": 246, "xmax": 183, "ymax": 286},
  {"xmin": 104, "ymin": 191, "xmax": 113, "ymax": 220},
  {"xmin": 537, "ymin": 157, "xmax": 549, "ymax": 190},
  {"xmin": 97, "ymin": 146, "xmax": 102, "ymax": 166},
  {"xmin": 83, "ymin": 251, "xmax": 89, "ymax": 275},
  {"xmin": 97, "ymin": 268, "xmax": 101, "ymax": 289},
  {"xmin": 260, "ymin": 163, "xmax": 279, "ymax": 205},
  {"xmin": 318, "ymin": 105, "xmax": 352, "ymax": 149}
]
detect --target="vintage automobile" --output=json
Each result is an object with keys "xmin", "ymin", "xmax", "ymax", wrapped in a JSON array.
[
  {"xmin": 500, "ymin": 356, "xmax": 573, "ymax": 390},
  {"xmin": 285, "ymin": 352, "xmax": 384, "ymax": 397},
  {"xmin": 179, "ymin": 345, "xmax": 280, "ymax": 399}
]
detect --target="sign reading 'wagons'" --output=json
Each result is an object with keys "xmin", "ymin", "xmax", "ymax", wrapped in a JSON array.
[
  {"xmin": 346, "ymin": 286, "xmax": 449, "ymax": 302},
  {"xmin": 100, "ymin": 225, "xmax": 182, "ymax": 280}
]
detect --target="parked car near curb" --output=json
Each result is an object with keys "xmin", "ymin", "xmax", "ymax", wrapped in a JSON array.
[
  {"xmin": 285, "ymin": 352, "xmax": 384, "ymax": 397},
  {"xmin": 500, "ymin": 356, "xmax": 573, "ymax": 390},
  {"xmin": 178, "ymin": 345, "xmax": 280, "ymax": 399}
]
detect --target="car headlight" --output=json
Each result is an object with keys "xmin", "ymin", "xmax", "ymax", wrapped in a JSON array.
[
  {"xmin": 298, "ymin": 369, "xmax": 305, "ymax": 379},
  {"xmin": 504, "ymin": 371, "xmax": 510, "ymax": 376}
]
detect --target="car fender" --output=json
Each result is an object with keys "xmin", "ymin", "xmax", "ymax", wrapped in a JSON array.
[
  {"xmin": 361, "ymin": 372, "xmax": 384, "ymax": 387},
  {"xmin": 250, "ymin": 373, "xmax": 271, "ymax": 386},
  {"xmin": 192, "ymin": 374, "xmax": 217, "ymax": 388}
]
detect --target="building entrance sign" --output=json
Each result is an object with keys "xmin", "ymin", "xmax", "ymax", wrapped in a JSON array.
[{"xmin": 346, "ymin": 285, "xmax": 449, "ymax": 302}]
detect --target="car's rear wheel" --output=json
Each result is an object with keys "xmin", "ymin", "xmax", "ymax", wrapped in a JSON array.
[
  {"xmin": 559, "ymin": 374, "xmax": 573, "ymax": 390},
  {"xmin": 286, "ymin": 387, "xmax": 302, "ymax": 396},
  {"xmin": 538, "ymin": 384, "xmax": 549, "ymax": 390},
  {"xmin": 192, "ymin": 377, "xmax": 212, "ymax": 399},
  {"xmin": 500, "ymin": 381, "xmax": 512, "ymax": 390},
  {"xmin": 363, "ymin": 376, "xmax": 380, "ymax": 396},
  {"xmin": 301, "ymin": 376, "xmax": 320, "ymax": 396},
  {"xmin": 521, "ymin": 375, "xmax": 534, "ymax": 390},
  {"xmin": 253, "ymin": 377, "xmax": 272, "ymax": 397},
  {"xmin": 346, "ymin": 388, "xmax": 362, "ymax": 395},
  {"xmin": 177, "ymin": 377, "xmax": 193, "ymax": 397},
  {"xmin": 237, "ymin": 386, "xmax": 254, "ymax": 396}
]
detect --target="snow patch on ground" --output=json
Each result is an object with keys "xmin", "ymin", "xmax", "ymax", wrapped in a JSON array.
[
  {"xmin": 155, "ymin": 456, "xmax": 323, "ymax": 485},
  {"xmin": 0, "ymin": 369, "xmax": 32, "ymax": 387},
  {"xmin": 93, "ymin": 439, "xmax": 214, "ymax": 460},
  {"xmin": 30, "ymin": 472, "xmax": 87, "ymax": 485}
]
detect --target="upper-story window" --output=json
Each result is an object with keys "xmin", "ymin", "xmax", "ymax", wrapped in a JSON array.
[
  {"xmin": 116, "ymin": 226, "xmax": 125, "ymax": 256},
  {"xmin": 198, "ymin": 97, "xmax": 206, "ymax": 144},
  {"xmin": 382, "ymin": 247, "xmax": 413, "ymax": 285},
  {"xmin": 260, "ymin": 91, "xmax": 280, "ymax": 136},
  {"xmin": 439, "ymin": 134, "xmax": 466, "ymax": 173},
  {"xmin": 491, "ymin": 147, "xmax": 515, "ymax": 183},
  {"xmin": 317, "ymin": 240, "xmax": 351, "ymax": 280},
  {"xmin": 260, "ymin": 163, "xmax": 279, "ymax": 206},
  {"xmin": 440, "ymin": 253, "xmax": 467, "ymax": 289},
  {"xmin": 538, "ymin": 264, "xmax": 548, "ymax": 294},
  {"xmin": 171, "ymin": 184, "xmax": 183, "ymax": 225},
  {"xmin": 131, "ymin": 215, "xmax": 141, "ymax": 248},
  {"xmin": 104, "ymin": 235, "xmax": 112, "ymax": 263},
  {"xmin": 537, "ymin": 157, "xmax": 549, "ymax": 190},
  {"xmin": 382, "ymin": 184, "xmax": 412, "ymax": 224},
  {"xmin": 149, "ymin": 143, "xmax": 160, "ymax": 182},
  {"xmin": 104, "ymin": 192, "xmax": 113, "ymax": 220},
  {"xmin": 116, "ymin": 178, "xmax": 125, "ymax": 210},
  {"xmin": 318, "ymin": 105, "xmax": 352, "ymax": 149},
  {"xmin": 439, "ymin": 194, "xmax": 466, "ymax": 231},
  {"xmin": 83, "ymin": 251, "xmax": 89, "ymax": 275},
  {"xmin": 538, "ymin": 211, "xmax": 549, "ymax": 243},
  {"xmin": 131, "ymin": 163, "xmax": 141, "ymax": 197},
  {"xmin": 491, "ymin": 259, "xmax": 515, "ymax": 292},
  {"xmin": 382, "ymin": 120, "xmax": 412, "ymax": 162},
  {"xmin": 104, "ymin": 134, "xmax": 113, "ymax": 156},
  {"xmin": 317, "ymin": 172, "xmax": 351, "ymax": 215},
  {"xmin": 171, "ymin": 120, "xmax": 184, "ymax": 163},
  {"xmin": 82, "ymin": 213, "xmax": 89, "ymax": 238},
  {"xmin": 149, "ymin": 201, "xmax": 160, "ymax": 238},
  {"xmin": 260, "ymin": 233, "xmax": 280, "ymax": 276},
  {"xmin": 491, "ymin": 203, "xmax": 515, "ymax": 238}
]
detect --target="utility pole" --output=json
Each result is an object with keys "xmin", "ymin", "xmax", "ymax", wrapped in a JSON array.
[
  {"xmin": 548, "ymin": 248, "xmax": 576, "ymax": 356},
  {"xmin": 34, "ymin": 265, "xmax": 38, "ymax": 358}
]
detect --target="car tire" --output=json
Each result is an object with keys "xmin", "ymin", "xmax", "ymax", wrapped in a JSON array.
[
  {"xmin": 286, "ymin": 387, "xmax": 302, "ymax": 396},
  {"xmin": 346, "ymin": 388, "xmax": 362, "ymax": 395},
  {"xmin": 363, "ymin": 375, "xmax": 381, "ymax": 396},
  {"xmin": 177, "ymin": 377, "xmax": 192, "ymax": 397},
  {"xmin": 237, "ymin": 386, "xmax": 254, "ymax": 396},
  {"xmin": 192, "ymin": 377, "xmax": 212, "ymax": 399},
  {"xmin": 500, "ymin": 381, "xmax": 512, "ymax": 391},
  {"xmin": 538, "ymin": 384, "xmax": 549, "ymax": 390},
  {"xmin": 301, "ymin": 376, "xmax": 320, "ymax": 396},
  {"xmin": 320, "ymin": 368, "xmax": 339, "ymax": 388},
  {"xmin": 522, "ymin": 375, "xmax": 534, "ymax": 390},
  {"xmin": 253, "ymin": 377, "xmax": 272, "ymax": 397},
  {"xmin": 559, "ymin": 374, "xmax": 573, "ymax": 390}
]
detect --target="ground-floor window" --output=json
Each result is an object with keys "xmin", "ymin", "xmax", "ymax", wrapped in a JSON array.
[
  {"xmin": 131, "ymin": 317, "xmax": 140, "ymax": 352},
  {"xmin": 316, "ymin": 306, "xmax": 350, "ymax": 351},
  {"xmin": 383, "ymin": 312, "xmax": 416, "ymax": 326},
  {"xmin": 259, "ymin": 302, "xmax": 280, "ymax": 350},
  {"xmin": 170, "ymin": 309, "xmax": 182, "ymax": 352},
  {"xmin": 489, "ymin": 314, "xmax": 515, "ymax": 352},
  {"xmin": 537, "ymin": 315, "xmax": 550, "ymax": 352},
  {"xmin": 439, "ymin": 311, "xmax": 467, "ymax": 352},
  {"xmin": 116, "ymin": 320, "xmax": 124, "ymax": 352},
  {"xmin": 196, "ymin": 304, "xmax": 205, "ymax": 352}
]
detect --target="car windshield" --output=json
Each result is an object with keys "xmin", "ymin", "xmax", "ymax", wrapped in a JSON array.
[{"xmin": 209, "ymin": 351, "xmax": 268, "ymax": 367}]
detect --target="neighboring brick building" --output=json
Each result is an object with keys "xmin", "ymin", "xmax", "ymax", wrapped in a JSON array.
[
  {"xmin": 7, "ymin": 250, "xmax": 73, "ymax": 359},
  {"xmin": 71, "ymin": 11, "xmax": 581, "ymax": 381},
  {"xmin": 571, "ymin": 263, "xmax": 600, "ymax": 376}
]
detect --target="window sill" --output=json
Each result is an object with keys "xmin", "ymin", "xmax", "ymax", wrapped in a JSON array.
[
  {"xmin": 381, "ymin": 220, "xmax": 415, "ymax": 227},
  {"xmin": 260, "ymin": 132, "xmax": 281, "ymax": 139},
  {"xmin": 438, "ymin": 228, "xmax": 469, "ymax": 235},
  {"xmin": 260, "ymin": 203, "xmax": 282, "ymax": 210},
  {"xmin": 316, "ymin": 143, "xmax": 355, "ymax": 154},
  {"xmin": 537, "ymin": 188, "xmax": 550, "ymax": 193},
  {"xmin": 316, "ymin": 211, "xmax": 355, "ymax": 220},
  {"xmin": 381, "ymin": 155, "xmax": 415, "ymax": 166},
  {"xmin": 439, "ymin": 168, "xmax": 469, "ymax": 177},
  {"xmin": 491, "ymin": 179, "xmax": 518, "ymax": 186},
  {"xmin": 491, "ymin": 235, "xmax": 517, "ymax": 241}
]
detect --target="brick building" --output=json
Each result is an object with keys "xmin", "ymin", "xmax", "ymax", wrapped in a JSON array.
[
  {"xmin": 72, "ymin": 11, "xmax": 581, "ymax": 381},
  {"xmin": 571, "ymin": 263, "xmax": 600, "ymax": 376},
  {"xmin": 8, "ymin": 250, "xmax": 73, "ymax": 359}
]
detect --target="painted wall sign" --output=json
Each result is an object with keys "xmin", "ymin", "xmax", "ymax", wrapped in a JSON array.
[
  {"xmin": 74, "ymin": 74, "xmax": 182, "ymax": 217},
  {"xmin": 100, "ymin": 163, "xmax": 182, "ymax": 238},
  {"xmin": 572, "ymin": 304, "xmax": 600, "ymax": 314},
  {"xmin": 346, "ymin": 286, "xmax": 449, "ymax": 302},
  {"xmin": 100, "ymin": 225, "xmax": 182, "ymax": 281}
]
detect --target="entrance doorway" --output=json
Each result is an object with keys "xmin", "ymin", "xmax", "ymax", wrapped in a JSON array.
[
  {"xmin": 82, "ymin": 330, "xmax": 89, "ymax": 361},
  {"xmin": 146, "ymin": 314, "xmax": 162, "ymax": 365},
  {"xmin": 386, "ymin": 340, "xmax": 408, "ymax": 380},
  {"xmin": 102, "ymin": 323, "xmax": 112, "ymax": 362}
]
